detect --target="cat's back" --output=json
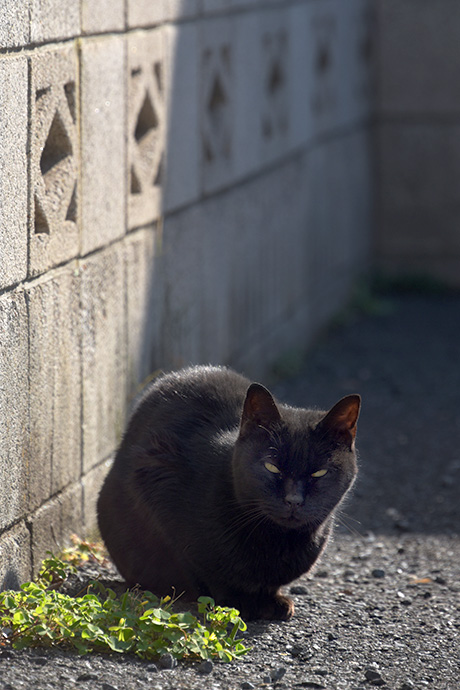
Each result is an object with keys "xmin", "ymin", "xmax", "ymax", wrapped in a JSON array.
[{"xmin": 123, "ymin": 365, "xmax": 250, "ymax": 446}]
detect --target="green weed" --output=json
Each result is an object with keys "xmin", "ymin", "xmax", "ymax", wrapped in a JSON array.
[{"xmin": 0, "ymin": 553, "xmax": 249, "ymax": 663}]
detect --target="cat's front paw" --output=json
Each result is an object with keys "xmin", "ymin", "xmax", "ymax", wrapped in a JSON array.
[{"xmin": 254, "ymin": 592, "xmax": 295, "ymax": 621}]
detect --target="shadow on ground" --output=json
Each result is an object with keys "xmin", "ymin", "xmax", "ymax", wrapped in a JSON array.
[{"xmin": 273, "ymin": 293, "xmax": 460, "ymax": 537}]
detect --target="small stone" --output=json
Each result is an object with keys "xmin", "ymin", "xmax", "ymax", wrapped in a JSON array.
[
  {"xmin": 77, "ymin": 674, "xmax": 99, "ymax": 682},
  {"xmin": 371, "ymin": 569, "xmax": 386, "ymax": 578},
  {"xmin": 271, "ymin": 667, "xmax": 287, "ymax": 682},
  {"xmin": 327, "ymin": 632, "xmax": 338, "ymax": 641},
  {"xmin": 364, "ymin": 669, "xmax": 381, "ymax": 682},
  {"xmin": 101, "ymin": 684, "xmax": 118, "ymax": 690},
  {"xmin": 315, "ymin": 569, "xmax": 329, "ymax": 578},
  {"xmin": 290, "ymin": 585, "xmax": 308, "ymax": 595},
  {"xmin": 31, "ymin": 657, "xmax": 49, "ymax": 666},
  {"xmin": 434, "ymin": 576, "xmax": 447, "ymax": 585},
  {"xmin": 399, "ymin": 683, "xmax": 414, "ymax": 690},
  {"xmin": 262, "ymin": 675, "xmax": 272, "ymax": 683},
  {"xmin": 158, "ymin": 653, "xmax": 177, "ymax": 670},
  {"xmin": 241, "ymin": 683, "xmax": 255, "ymax": 690},
  {"xmin": 197, "ymin": 660, "xmax": 214, "ymax": 675}
]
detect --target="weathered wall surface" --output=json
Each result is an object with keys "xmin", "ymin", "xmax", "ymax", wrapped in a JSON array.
[
  {"xmin": 0, "ymin": 0, "xmax": 374, "ymax": 586},
  {"xmin": 376, "ymin": 0, "xmax": 460, "ymax": 287}
]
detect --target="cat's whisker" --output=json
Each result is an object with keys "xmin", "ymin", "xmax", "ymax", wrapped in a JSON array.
[{"xmin": 335, "ymin": 512, "xmax": 363, "ymax": 538}]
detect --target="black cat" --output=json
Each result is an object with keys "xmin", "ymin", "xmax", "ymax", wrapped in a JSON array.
[{"xmin": 97, "ymin": 365, "xmax": 360, "ymax": 620}]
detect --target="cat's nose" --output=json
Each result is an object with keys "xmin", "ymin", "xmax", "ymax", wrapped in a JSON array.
[{"xmin": 285, "ymin": 492, "xmax": 303, "ymax": 507}]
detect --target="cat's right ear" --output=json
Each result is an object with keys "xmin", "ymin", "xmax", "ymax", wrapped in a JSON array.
[{"xmin": 239, "ymin": 383, "xmax": 281, "ymax": 436}]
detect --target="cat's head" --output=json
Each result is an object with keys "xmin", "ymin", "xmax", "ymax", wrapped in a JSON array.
[{"xmin": 232, "ymin": 383, "xmax": 360, "ymax": 531}]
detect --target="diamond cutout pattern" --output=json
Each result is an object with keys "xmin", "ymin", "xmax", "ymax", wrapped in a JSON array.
[
  {"xmin": 128, "ymin": 33, "xmax": 165, "ymax": 230},
  {"xmin": 31, "ymin": 49, "xmax": 78, "ymax": 257},
  {"xmin": 40, "ymin": 110, "xmax": 73, "ymax": 188},
  {"xmin": 202, "ymin": 44, "xmax": 232, "ymax": 168},
  {"xmin": 261, "ymin": 28, "xmax": 288, "ymax": 148}
]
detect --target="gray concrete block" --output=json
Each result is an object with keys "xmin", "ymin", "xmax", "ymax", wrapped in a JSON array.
[
  {"xmin": 336, "ymin": 0, "xmax": 374, "ymax": 125},
  {"xmin": 125, "ymin": 228, "xmax": 158, "ymax": 398},
  {"xmin": 165, "ymin": 0, "xmax": 200, "ymax": 19},
  {"xmin": 82, "ymin": 458, "xmax": 112, "ymax": 536},
  {"xmin": 0, "ymin": 522, "xmax": 32, "ymax": 590},
  {"xmin": 377, "ymin": 124, "xmax": 460, "ymax": 287},
  {"xmin": 127, "ymin": 29, "xmax": 165, "ymax": 230},
  {"xmin": 0, "ymin": 0, "xmax": 29, "ymax": 48},
  {"xmin": 200, "ymin": 16, "xmax": 235, "ymax": 194},
  {"xmin": 29, "ymin": 483, "xmax": 83, "ymax": 576},
  {"xmin": 127, "ymin": 0, "xmax": 167, "ymax": 28},
  {"xmin": 80, "ymin": 36, "xmax": 126, "ymax": 255},
  {"xmin": 0, "ymin": 292, "xmax": 28, "ymax": 532},
  {"xmin": 0, "ymin": 56, "xmax": 28, "ymax": 289},
  {"xmin": 30, "ymin": 0, "xmax": 80, "ymax": 42},
  {"xmin": 233, "ymin": 11, "xmax": 262, "ymax": 178},
  {"xmin": 379, "ymin": 0, "xmax": 460, "ymax": 115},
  {"xmin": 163, "ymin": 22, "xmax": 200, "ymax": 212},
  {"xmin": 288, "ymin": 2, "xmax": 312, "ymax": 150},
  {"xmin": 82, "ymin": 0, "xmax": 125, "ymax": 33},
  {"xmin": 259, "ymin": 8, "xmax": 290, "ymax": 165},
  {"xmin": 80, "ymin": 245, "xmax": 127, "ymax": 472},
  {"xmin": 27, "ymin": 266, "xmax": 81, "ymax": 509},
  {"xmin": 29, "ymin": 45, "xmax": 79, "ymax": 277}
]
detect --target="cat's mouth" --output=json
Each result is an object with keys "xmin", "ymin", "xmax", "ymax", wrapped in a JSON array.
[{"xmin": 270, "ymin": 510, "xmax": 308, "ymax": 530}]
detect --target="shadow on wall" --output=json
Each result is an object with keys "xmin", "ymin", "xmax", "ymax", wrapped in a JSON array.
[{"xmin": 125, "ymin": 1, "xmax": 375, "ymax": 403}]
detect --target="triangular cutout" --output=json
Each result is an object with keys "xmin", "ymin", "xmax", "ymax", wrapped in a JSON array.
[
  {"xmin": 40, "ymin": 110, "xmax": 73, "ymax": 179},
  {"xmin": 208, "ymin": 75, "xmax": 227, "ymax": 114},
  {"xmin": 34, "ymin": 196, "xmax": 50, "ymax": 234},
  {"xmin": 65, "ymin": 183, "xmax": 77, "ymax": 222},
  {"xmin": 130, "ymin": 166, "xmax": 142, "ymax": 195},
  {"xmin": 268, "ymin": 60, "xmax": 284, "ymax": 95},
  {"xmin": 153, "ymin": 154, "xmax": 163, "ymax": 187},
  {"xmin": 134, "ymin": 91, "xmax": 158, "ymax": 143},
  {"xmin": 64, "ymin": 81, "xmax": 76, "ymax": 123}
]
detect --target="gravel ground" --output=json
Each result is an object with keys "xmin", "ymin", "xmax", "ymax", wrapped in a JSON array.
[{"xmin": 1, "ymin": 292, "xmax": 459, "ymax": 690}]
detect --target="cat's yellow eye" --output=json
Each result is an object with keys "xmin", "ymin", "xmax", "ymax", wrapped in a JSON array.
[
  {"xmin": 264, "ymin": 461, "xmax": 281, "ymax": 474},
  {"xmin": 311, "ymin": 469, "xmax": 328, "ymax": 478}
]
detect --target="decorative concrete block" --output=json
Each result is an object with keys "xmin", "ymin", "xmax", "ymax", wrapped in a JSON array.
[
  {"xmin": 259, "ymin": 8, "xmax": 290, "ymax": 164},
  {"xmin": 0, "ymin": 56, "xmax": 28, "ymax": 289},
  {"xmin": 29, "ymin": 483, "xmax": 83, "ymax": 576},
  {"xmin": 233, "ymin": 11, "xmax": 262, "ymax": 179},
  {"xmin": 82, "ymin": 458, "xmax": 112, "ymax": 535},
  {"xmin": 336, "ymin": 0, "xmax": 374, "ymax": 125},
  {"xmin": 80, "ymin": 36, "xmax": 126, "ymax": 255},
  {"xmin": 163, "ymin": 22, "xmax": 200, "ymax": 212},
  {"xmin": 80, "ymin": 244, "xmax": 127, "ymax": 472},
  {"xmin": 377, "ymin": 123, "xmax": 460, "ymax": 287},
  {"xmin": 125, "ymin": 228, "xmax": 158, "ymax": 398},
  {"xmin": 307, "ymin": 0, "xmax": 340, "ymax": 137},
  {"xmin": 200, "ymin": 16, "xmax": 235, "ymax": 194},
  {"xmin": 29, "ymin": 45, "xmax": 79, "ymax": 277},
  {"xmin": 288, "ymin": 2, "xmax": 312, "ymax": 150},
  {"xmin": 30, "ymin": 0, "xmax": 80, "ymax": 43},
  {"xmin": 81, "ymin": 0, "xmax": 125, "ymax": 33},
  {"xmin": 0, "ymin": 522, "xmax": 32, "ymax": 590},
  {"xmin": 0, "ymin": 0, "xmax": 29, "ymax": 48},
  {"xmin": 379, "ymin": 0, "xmax": 460, "ymax": 115},
  {"xmin": 127, "ymin": 29, "xmax": 166, "ymax": 230},
  {"xmin": 127, "ymin": 0, "xmax": 166, "ymax": 28},
  {"xmin": 27, "ymin": 266, "xmax": 81, "ymax": 509},
  {"xmin": 0, "ymin": 292, "xmax": 28, "ymax": 532}
]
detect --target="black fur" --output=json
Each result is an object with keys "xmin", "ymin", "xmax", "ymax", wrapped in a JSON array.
[{"xmin": 97, "ymin": 365, "xmax": 360, "ymax": 620}]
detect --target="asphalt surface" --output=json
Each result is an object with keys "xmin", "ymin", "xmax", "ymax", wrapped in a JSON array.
[{"xmin": 1, "ymin": 292, "xmax": 459, "ymax": 689}]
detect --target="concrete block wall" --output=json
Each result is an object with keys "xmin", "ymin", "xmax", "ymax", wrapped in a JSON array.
[
  {"xmin": 376, "ymin": 0, "xmax": 460, "ymax": 287},
  {"xmin": 0, "ymin": 0, "xmax": 374, "ymax": 586}
]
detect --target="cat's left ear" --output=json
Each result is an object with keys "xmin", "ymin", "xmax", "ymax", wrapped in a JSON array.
[
  {"xmin": 240, "ymin": 383, "xmax": 281, "ymax": 436},
  {"xmin": 318, "ymin": 395, "xmax": 361, "ymax": 449}
]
